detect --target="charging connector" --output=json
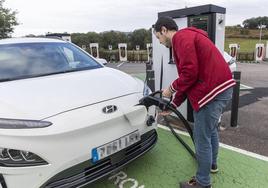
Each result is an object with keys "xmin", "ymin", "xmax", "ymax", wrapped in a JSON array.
[{"xmin": 139, "ymin": 90, "xmax": 196, "ymax": 159}]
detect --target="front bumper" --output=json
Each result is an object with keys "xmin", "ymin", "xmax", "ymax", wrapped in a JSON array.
[
  {"xmin": 41, "ymin": 129, "xmax": 157, "ymax": 188},
  {"xmin": 0, "ymin": 94, "xmax": 157, "ymax": 188}
]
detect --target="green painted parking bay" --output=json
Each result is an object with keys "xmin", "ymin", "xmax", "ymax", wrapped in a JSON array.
[{"xmin": 89, "ymin": 127, "xmax": 268, "ymax": 188}]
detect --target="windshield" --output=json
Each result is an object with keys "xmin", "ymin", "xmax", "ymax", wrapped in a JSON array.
[{"xmin": 0, "ymin": 42, "xmax": 102, "ymax": 81}]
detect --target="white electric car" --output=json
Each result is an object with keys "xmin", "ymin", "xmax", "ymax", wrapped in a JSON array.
[{"xmin": 0, "ymin": 37, "xmax": 157, "ymax": 188}]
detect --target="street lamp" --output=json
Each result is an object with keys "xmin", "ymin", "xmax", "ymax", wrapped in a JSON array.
[{"xmin": 259, "ymin": 23, "xmax": 265, "ymax": 43}]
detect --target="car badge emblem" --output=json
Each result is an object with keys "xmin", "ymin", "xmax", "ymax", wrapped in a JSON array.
[{"xmin": 102, "ymin": 105, "xmax": 117, "ymax": 114}]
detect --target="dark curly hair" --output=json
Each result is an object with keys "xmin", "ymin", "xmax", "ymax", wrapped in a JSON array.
[{"xmin": 153, "ymin": 16, "xmax": 178, "ymax": 32}]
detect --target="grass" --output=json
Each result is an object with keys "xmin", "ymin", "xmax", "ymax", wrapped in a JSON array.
[{"xmin": 224, "ymin": 38, "xmax": 264, "ymax": 53}]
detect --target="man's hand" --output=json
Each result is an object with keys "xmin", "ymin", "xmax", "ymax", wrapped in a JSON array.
[
  {"xmin": 162, "ymin": 87, "xmax": 172, "ymax": 98},
  {"xmin": 158, "ymin": 110, "xmax": 172, "ymax": 116},
  {"xmin": 159, "ymin": 87, "xmax": 173, "ymax": 116}
]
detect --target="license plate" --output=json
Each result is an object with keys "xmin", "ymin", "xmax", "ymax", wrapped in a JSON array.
[{"xmin": 91, "ymin": 130, "xmax": 140, "ymax": 163}]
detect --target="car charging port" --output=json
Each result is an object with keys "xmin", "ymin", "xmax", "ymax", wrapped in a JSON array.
[{"xmin": 146, "ymin": 115, "xmax": 155, "ymax": 126}]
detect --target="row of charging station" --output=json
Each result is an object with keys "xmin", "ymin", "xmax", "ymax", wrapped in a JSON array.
[
  {"xmin": 229, "ymin": 43, "xmax": 266, "ymax": 61},
  {"xmin": 81, "ymin": 43, "xmax": 152, "ymax": 62}
]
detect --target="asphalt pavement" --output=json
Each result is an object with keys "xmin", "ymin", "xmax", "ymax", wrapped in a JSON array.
[{"xmin": 220, "ymin": 62, "xmax": 268, "ymax": 156}]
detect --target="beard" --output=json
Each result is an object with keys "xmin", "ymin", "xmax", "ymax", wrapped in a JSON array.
[
  {"xmin": 164, "ymin": 39, "xmax": 171, "ymax": 48},
  {"xmin": 164, "ymin": 44, "xmax": 171, "ymax": 48}
]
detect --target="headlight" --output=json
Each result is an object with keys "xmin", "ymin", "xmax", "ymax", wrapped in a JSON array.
[
  {"xmin": 0, "ymin": 147, "xmax": 48, "ymax": 167},
  {"xmin": 143, "ymin": 83, "xmax": 152, "ymax": 96},
  {"xmin": 0, "ymin": 118, "xmax": 52, "ymax": 129}
]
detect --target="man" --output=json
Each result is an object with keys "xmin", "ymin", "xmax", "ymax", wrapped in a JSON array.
[{"xmin": 153, "ymin": 16, "xmax": 235, "ymax": 188}]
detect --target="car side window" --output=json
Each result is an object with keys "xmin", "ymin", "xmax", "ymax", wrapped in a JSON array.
[
  {"xmin": 61, "ymin": 46, "xmax": 88, "ymax": 68},
  {"xmin": 61, "ymin": 44, "xmax": 100, "ymax": 69},
  {"xmin": 62, "ymin": 47, "xmax": 79, "ymax": 68},
  {"xmin": 63, "ymin": 47, "xmax": 74, "ymax": 62}
]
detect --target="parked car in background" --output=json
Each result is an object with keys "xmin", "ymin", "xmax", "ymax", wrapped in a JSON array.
[
  {"xmin": 96, "ymin": 58, "xmax": 108, "ymax": 65},
  {"xmin": 224, "ymin": 51, "xmax": 237, "ymax": 72},
  {"xmin": 0, "ymin": 37, "xmax": 157, "ymax": 188}
]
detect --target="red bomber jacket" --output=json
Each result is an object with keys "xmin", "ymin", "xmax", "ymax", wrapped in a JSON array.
[{"xmin": 169, "ymin": 27, "xmax": 236, "ymax": 111}]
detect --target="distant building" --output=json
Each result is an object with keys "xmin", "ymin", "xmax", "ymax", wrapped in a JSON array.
[{"xmin": 45, "ymin": 33, "xmax": 71, "ymax": 42}]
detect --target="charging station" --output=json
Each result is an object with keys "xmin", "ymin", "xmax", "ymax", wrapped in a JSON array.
[
  {"xmin": 255, "ymin": 43, "xmax": 265, "ymax": 62},
  {"xmin": 90, "ymin": 43, "xmax": 99, "ymax": 58},
  {"xmin": 152, "ymin": 4, "xmax": 226, "ymax": 121},
  {"xmin": 118, "ymin": 43, "xmax": 127, "ymax": 62},
  {"xmin": 229, "ymin": 43, "xmax": 239, "ymax": 60},
  {"xmin": 266, "ymin": 42, "xmax": 268, "ymax": 60},
  {"xmin": 147, "ymin": 43, "xmax": 153, "ymax": 61},
  {"xmin": 82, "ymin": 45, "xmax": 87, "ymax": 51}
]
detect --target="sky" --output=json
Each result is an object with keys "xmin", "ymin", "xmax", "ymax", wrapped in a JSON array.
[{"xmin": 4, "ymin": 0, "xmax": 268, "ymax": 37}]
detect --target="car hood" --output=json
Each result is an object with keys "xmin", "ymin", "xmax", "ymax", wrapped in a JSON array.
[{"xmin": 0, "ymin": 67, "xmax": 143, "ymax": 120}]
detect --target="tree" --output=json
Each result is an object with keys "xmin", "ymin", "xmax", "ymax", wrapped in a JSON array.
[
  {"xmin": 243, "ymin": 17, "xmax": 268, "ymax": 29},
  {"xmin": 99, "ymin": 31, "xmax": 128, "ymax": 49},
  {"xmin": 0, "ymin": 0, "xmax": 18, "ymax": 38},
  {"xmin": 71, "ymin": 29, "xmax": 152, "ymax": 50},
  {"xmin": 129, "ymin": 29, "xmax": 152, "ymax": 50},
  {"xmin": 100, "ymin": 31, "xmax": 122, "ymax": 49},
  {"xmin": 71, "ymin": 32, "xmax": 100, "ymax": 47}
]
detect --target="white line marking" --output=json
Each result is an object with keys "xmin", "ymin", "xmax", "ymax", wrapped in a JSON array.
[
  {"xmin": 240, "ymin": 84, "xmax": 253, "ymax": 90},
  {"xmin": 117, "ymin": 62, "xmax": 125, "ymax": 68},
  {"xmin": 157, "ymin": 124, "xmax": 268, "ymax": 162}
]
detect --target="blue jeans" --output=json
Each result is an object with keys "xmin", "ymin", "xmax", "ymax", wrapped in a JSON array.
[{"xmin": 193, "ymin": 87, "xmax": 233, "ymax": 186}]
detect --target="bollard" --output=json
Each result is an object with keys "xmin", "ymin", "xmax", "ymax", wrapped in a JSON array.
[
  {"xmin": 146, "ymin": 61, "xmax": 153, "ymax": 71},
  {"xmin": 187, "ymin": 100, "xmax": 194, "ymax": 123},
  {"xmin": 230, "ymin": 71, "xmax": 241, "ymax": 127},
  {"xmin": 146, "ymin": 70, "xmax": 155, "ymax": 92},
  {"xmin": 146, "ymin": 63, "xmax": 152, "ymax": 71}
]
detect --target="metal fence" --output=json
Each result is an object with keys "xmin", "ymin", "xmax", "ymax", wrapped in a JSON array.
[
  {"xmin": 90, "ymin": 50, "xmax": 149, "ymax": 62},
  {"xmin": 237, "ymin": 52, "xmax": 255, "ymax": 61}
]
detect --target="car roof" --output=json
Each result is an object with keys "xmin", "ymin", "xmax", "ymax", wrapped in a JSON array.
[{"xmin": 0, "ymin": 37, "xmax": 66, "ymax": 45}]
